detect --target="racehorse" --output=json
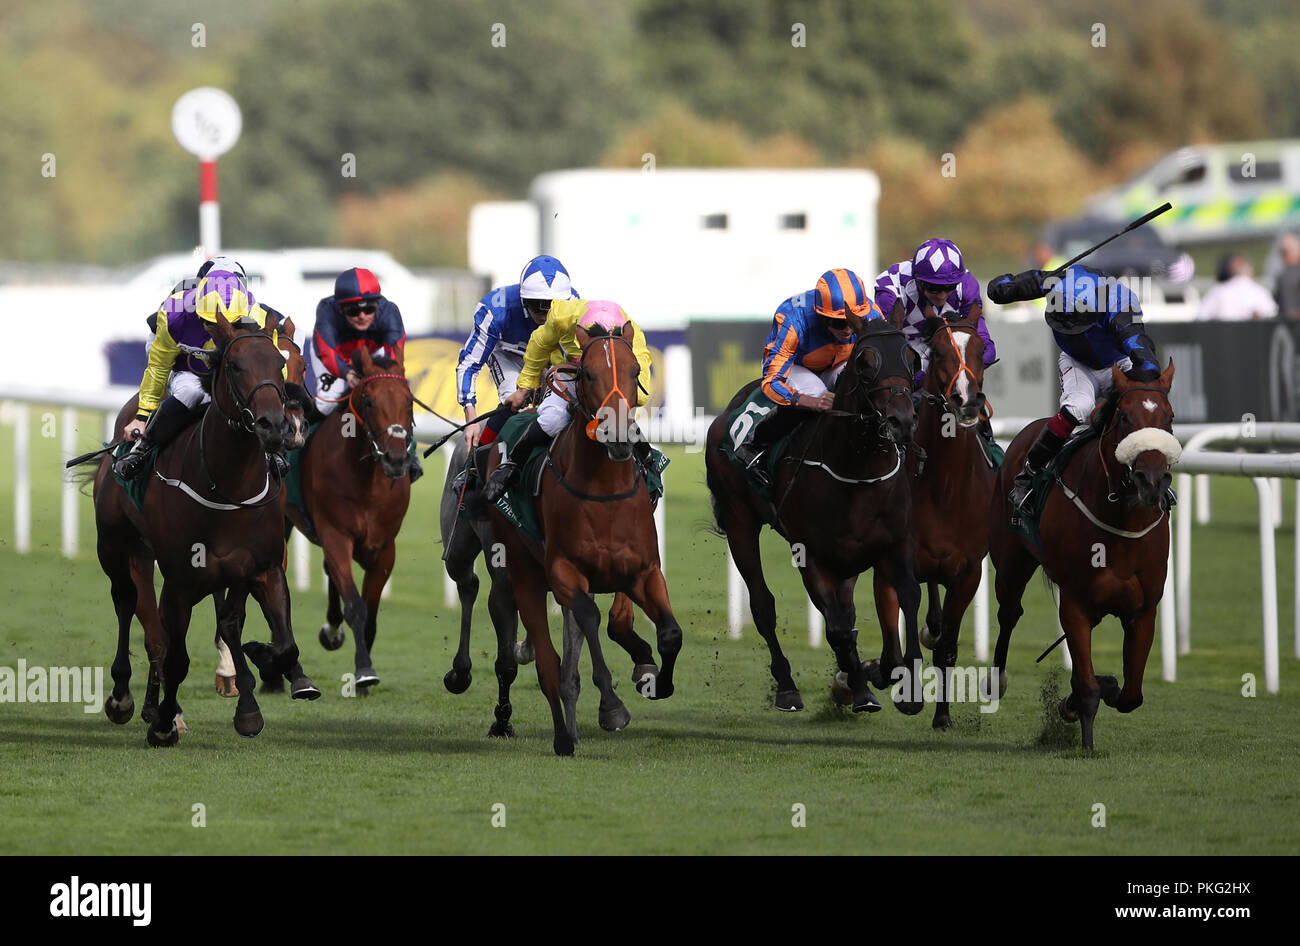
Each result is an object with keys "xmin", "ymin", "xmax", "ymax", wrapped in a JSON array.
[
  {"xmin": 909, "ymin": 316, "xmax": 996, "ymax": 729},
  {"xmin": 988, "ymin": 361, "xmax": 1178, "ymax": 750},
  {"xmin": 440, "ymin": 435, "xmax": 634, "ymax": 737},
  {"xmin": 705, "ymin": 318, "xmax": 926, "ymax": 717},
  {"xmin": 93, "ymin": 311, "xmax": 316, "ymax": 746},
  {"xmin": 487, "ymin": 322, "xmax": 681, "ymax": 756},
  {"xmin": 288, "ymin": 346, "xmax": 413, "ymax": 689}
]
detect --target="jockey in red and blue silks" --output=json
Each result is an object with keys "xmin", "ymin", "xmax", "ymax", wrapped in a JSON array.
[
  {"xmin": 307, "ymin": 266, "xmax": 420, "ymax": 480},
  {"xmin": 873, "ymin": 238, "xmax": 997, "ymax": 386},
  {"xmin": 455, "ymin": 255, "xmax": 578, "ymax": 449},
  {"xmin": 729, "ymin": 268, "xmax": 883, "ymax": 484},
  {"xmin": 987, "ymin": 264, "xmax": 1172, "ymax": 511}
]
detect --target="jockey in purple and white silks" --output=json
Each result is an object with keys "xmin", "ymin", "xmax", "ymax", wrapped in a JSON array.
[{"xmin": 873, "ymin": 238, "xmax": 998, "ymax": 385}]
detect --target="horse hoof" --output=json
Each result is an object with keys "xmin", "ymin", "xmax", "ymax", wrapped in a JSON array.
[
  {"xmin": 174, "ymin": 713, "xmax": 189, "ymax": 734},
  {"xmin": 355, "ymin": 668, "xmax": 380, "ymax": 689},
  {"xmin": 488, "ymin": 720, "xmax": 515, "ymax": 738},
  {"xmin": 215, "ymin": 674, "xmax": 239, "ymax": 698},
  {"xmin": 862, "ymin": 659, "xmax": 888, "ymax": 690},
  {"xmin": 553, "ymin": 733, "xmax": 575, "ymax": 757},
  {"xmin": 141, "ymin": 704, "xmax": 157, "ymax": 725},
  {"xmin": 318, "ymin": 624, "xmax": 345, "ymax": 651},
  {"xmin": 514, "ymin": 640, "xmax": 535, "ymax": 665},
  {"xmin": 234, "ymin": 711, "xmax": 265, "ymax": 738},
  {"xmin": 775, "ymin": 689, "xmax": 804, "ymax": 712},
  {"xmin": 599, "ymin": 704, "xmax": 631, "ymax": 732},
  {"xmin": 443, "ymin": 668, "xmax": 472, "ymax": 695},
  {"xmin": 259, "ymin": 677, "xmax": 286, "ymax": 695},
  {"xmin": 933, "ymin": 712, "xmax": 952, "ymax": 730},
  {"xmin": 854, "ymin": 690, "xmax": 882, "ymax": 714},
  {"xmin": 1059, "ymin": 697, "xmax": 1079, "ymax": 723},
  {"xmin": 291, "ymin": 677, "xmax": 322, "ymax": 701},
  {"xmin": 146, "ymin": 724, "xmax": 178, "ymax": 748},
  {"xmin": 104, "ymin": 694, "xmax": 134, "ymax": 725},
  {"xmin": 830, "ymin": 672, "xmax": 854, "ymax": 706},
  {"xmin": 894, "ymin": 694, "xmax": 925, "ymax": 716},
  {"xmin": 920, "ymin": 624, "xmax": 940, "ymax": 650},
  {"xmin": 633, "ymin": 664, "xmax": 660, "ymax": 699},
  {"xmin": 1098, "ymin": 675, "xmax": 1121, "ymax": 707}
]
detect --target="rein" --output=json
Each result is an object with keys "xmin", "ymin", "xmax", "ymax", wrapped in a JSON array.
[
  {"xmin": 920, "ymin": 323, "xmax": 994, "ymax": 421},
  {"xmin": 346, "ymin": 371, "xmax": 416, "ymax": 464}
]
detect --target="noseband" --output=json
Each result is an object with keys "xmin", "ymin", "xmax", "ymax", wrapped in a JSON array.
[
  {"xmin": 208, "ymin": 332, "xmax": 288, "ymax": 434},
  {"xmin": 348, "ymin": 373, "xmax": 415, "ymax": 463},
  {"xmin": 1095, "ymin": 385, "xmax": 1176, "ymax": 504}
]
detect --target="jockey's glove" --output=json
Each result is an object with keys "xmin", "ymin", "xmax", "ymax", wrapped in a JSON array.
[{"xmin": 986, "ymin": 270, "xmax": 1048, "ymax": 305}]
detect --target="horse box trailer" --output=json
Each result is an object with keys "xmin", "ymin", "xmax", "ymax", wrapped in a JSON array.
[{"xmin": 469, "ymin": 168, "xmax": 879, "ymax": 329}]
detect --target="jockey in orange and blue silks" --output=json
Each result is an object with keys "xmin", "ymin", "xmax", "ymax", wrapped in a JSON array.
[
  {"xmin": 730, "ymin": 268, "xmax": 883, "ymax": 481},
  {"xmin": 115, "ymin": 262, "xmax": 280, "ymax": 480}
]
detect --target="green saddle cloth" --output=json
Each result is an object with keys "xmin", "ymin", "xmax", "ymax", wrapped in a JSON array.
[
  {"xmin": 489, "ymin": 414, "xmax": 669, "ymax": 545},
  {"xmin": 109, "ymin": 442, "xmax": 155, "ymax": 513},
  {"xmin": 719, "ymin": 388, "xmax": 800, "ymax": 502},
  {"xmin": 284, "ymin": 421, "xmax": 325, "ymax": 513},
  {"xmin": 1009, "ymin": 427, "xmax": 1099, "ymax": 544}
]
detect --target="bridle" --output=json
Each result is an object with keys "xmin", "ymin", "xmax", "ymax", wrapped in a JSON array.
[
  {"xmin": 1092, "ymin": 384, "xmax": 1176, "ymax": 505},
  {"xmin": 545, "ymin": 331, "xmax": 645, "ymax": 441},
  {"xmin": 347, "ymin": 372, "xmax": 416, "ymax": 464},
  {"xmin": 918, "ymin": 323, "xmax": 993, "ymax": 421},
  {"xmin": 206, "ymin": 331, "xmax": 288, "ymax": 434},
  {"xmin": 833, "ymin": 331, "xmax": 914, "ymax": 444}
]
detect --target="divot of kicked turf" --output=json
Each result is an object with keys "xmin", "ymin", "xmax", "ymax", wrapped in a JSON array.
[{"xmin": 1036, "ymin": 668, "xmax": 1078, "ymax": 749}]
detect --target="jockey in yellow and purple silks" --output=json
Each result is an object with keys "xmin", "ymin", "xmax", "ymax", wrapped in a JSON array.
[
  {"xmin": 730, "ymin": 268, "xmax": 883, "ymax": 484},
  {"xmin": 482, "ymin": 299, "xmax": 653, "ymax": 502},
  {"xmin": 114, "ymin": 264, "xmax": 279, "ymax": 480}
]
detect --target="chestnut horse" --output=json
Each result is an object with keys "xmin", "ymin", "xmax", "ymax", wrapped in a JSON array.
[
  {"xmin": 488, "ymin": 322, "xmax": 680, "ymax": 756},
  {"xmin": 909, "ymin": 316, "xmax": 995, "ymax": 729},
  {"xmin": 287, "ymin": 347, "xmax": 414, "ymax": 689},
  {"xmin": 94, "ymin": 312, "xmax": 317, "ymax": 746},
  {"xmin": 440, "ymin": 435, "xmax": 633, "ymax": 737},
  {"xmin": 705, "ymin": 318, "xmax": 926, "ymax": 717},
  {"xmin": 988, "ymin": 362, "xmax": 1178, "ymax": 750}
]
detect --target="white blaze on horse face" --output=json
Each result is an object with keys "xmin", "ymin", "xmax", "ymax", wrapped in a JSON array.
[
  {"xmin": 1143, "ymin": 399, "xmax": 1157, "ymax": 413},
  {"xmin": 953, "ymin": 332, "xmax": 971, "ymax": 405}
]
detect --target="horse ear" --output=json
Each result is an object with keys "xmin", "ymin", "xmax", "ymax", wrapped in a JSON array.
[
  {"xmin": 1160, "ymin": 358, "xmax": 1175, "ymax": 387},
  {"xmin": 283, "ymin": 316, "xmax": 296, "ymax": 339},
  {"xmin": 1111, "ymin": 363, "xmax": 1130, "ymax": 390},
  {"xmin": 358, "ymin": 347, "xmax": 375, "ymax": 373},
  {"xmin": 209, "ymin": 314, "xmax": 235, "ymax": 344},
  {"xmin": 921, "ymin": 316, "xmax": 941, "ymax": 342},
  {"xmin": 575, "ymin": 325, "xmax": 591, "ymax": 348},
  {"xmin": 261, "ymin": 306, "xmax": 280, "ymax": 335},
  {"xmin": 392, "ymin": 346, "xmax": 405, "ymax": 374},
  {"xmin": 844, "ymin": 312, "xmax": 864, "ymax": 336}
]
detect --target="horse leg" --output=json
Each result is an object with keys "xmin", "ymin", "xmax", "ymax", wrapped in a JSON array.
[
  {"xmin": 216, "ymin": 583, "xmax": 264, "ymax": 737},
  {"xmin": 486, "ymin": 572, "xmax": 520, "ymax": 737},
  {"xmin": 355, "ymin": 542, "xmax": 395, "ymax": 689},
  {"xmin": 1107, "ymin": 608, "xmax": 1156, "ymax": 713},
  {"xmin": 603, "ymin": 589, "xmax": 657, "ymax": 685},
  {"xmin": 442, "ymin": 531, "xmax": 480, "ymax": 695},
  {"xmin": 931, "ymin": 570, "xmax": 980, "ymax": 730},
  {"xmin": 807, "ymin": 565, "xmax": 878, "ymax": 714},
  {"xmin": 559, "ymin": 607, "xmax": 583, "ymax": 745},
  {"xmin": 724, "ymin": 517, "xmax": 798, "ymax": 709},
  {"xmin": 622, "ymin": 566, "xmax": 682, "ymax": 701},
  {"xmin": 517, "ymin": 553, "xmax": 571, "ymax": 756},
  {"xmin": 1057, "ymin": 596, "xmax": 1102, "ymax": 750},
  {"xmin": 129, "ymin": 552, "xmax": 167, "ymax": 726},
  {"xmin": 920, "ymin": 581, "xmax": 944, "ymax": 650},
  {"xmin": 100, "ymin": 542, "xmax": 141, "ymax": 725},
  {"xmin": 245, "ymin": 566, "xmax": 320, "ymax": 700},
  {"xmin": 148, "ymin": 583, "xmax": 192, "ymax": 748},
  {"xmin": 870, "ymin": 555, "xmax": 925, "ymax": 716},
  {"xmin": 594, "ymin": 594, "xmax": 633, "ymax": 731},
  {"xmin": 990, "ymin": 540, "xmax": 1038, "ymax": 700},
  {"xmin": 319, "ymin": 574, "xmax": 346, "ymax": 651},
  {"xmin": 319, "ymin": 531, "xmax": 375, "ymax": 687}
]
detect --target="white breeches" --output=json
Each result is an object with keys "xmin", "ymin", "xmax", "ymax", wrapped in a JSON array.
[
  {"xmin": 1059, "ymin": 351, "xmax": 1131, "ymax": 428},
  {"xmin": 168, "ymin": 370, "xmax": 211, "ymax": 410},
  {"xmin": 782, "ymin": 362, "xmax": 846, "ymax": 399}
]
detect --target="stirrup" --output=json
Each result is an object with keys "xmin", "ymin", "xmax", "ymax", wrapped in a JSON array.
[
  {"xmin": 483, "ymin": 460, "xmax": 518, "ymax": 502},
  {"xmin": 114, "ymin": 444, "xmax": 151, "ymax": 480},
  {"xmin": 268, "ymin": 452, "xmax": 290, "ymax": 477}
]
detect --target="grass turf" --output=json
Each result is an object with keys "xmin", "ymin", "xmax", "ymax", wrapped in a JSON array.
[{"xmin": 0, "ymin": 405, "xmax": 1296, "ymax": 854}]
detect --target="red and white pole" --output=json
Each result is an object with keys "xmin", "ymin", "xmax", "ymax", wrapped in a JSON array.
[{"xmin": 199, "ymin": 158, "xmax": 221, "ymax": 256}]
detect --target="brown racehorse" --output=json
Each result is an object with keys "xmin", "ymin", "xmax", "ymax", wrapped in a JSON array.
[
  {"xmin": 988, "ymin": 361, "xmax": 1178, "ymax": 750},
  {"xmin": 488, "ymin": 323, "xmax": 681, "ymax": 756},
  {"xmin": 287, "ymin": 347, "xmax": 413, "ymax": 688},
  {"xmin": 909, "ymin": 316, "xmax": 996, "ymax": 729},
  {"xmin": 94, "ymin": 312, "xmax": 317, "ymax": 746},
  {"xmin": 705, "ymin": 318, "xmax": 926, "ymax": 717}
]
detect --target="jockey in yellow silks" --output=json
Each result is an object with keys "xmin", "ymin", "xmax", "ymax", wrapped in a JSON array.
[
  {"xmin": 483, "ymin": 299, "xmax": 653, "ymax": 501},
  {"xmin": 115, "ymin": 263, "xmax": 280, "ymax": 480}
]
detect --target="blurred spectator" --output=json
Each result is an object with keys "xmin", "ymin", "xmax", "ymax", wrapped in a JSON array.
[
  {"xmin": 1275, "ymin": 233, "xmax": 1300, "ymax": 321},
  {"xmin": 1197, "ymin": 254, "xmax": 1277, "ymax": 320}
]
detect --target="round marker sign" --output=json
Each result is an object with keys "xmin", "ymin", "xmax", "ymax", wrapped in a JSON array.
[{"xmin": 171, "ymin": 87, "xmax": 242, "ymax": 159}]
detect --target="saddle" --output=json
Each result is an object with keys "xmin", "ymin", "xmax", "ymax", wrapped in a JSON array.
[
  {"xmin": 720, "ymin": 388, "xmax": 805, "ymax": 501},
  {"xmin": 1009, "ymin": 425, "xmax": 1101, "ymax": 544}
]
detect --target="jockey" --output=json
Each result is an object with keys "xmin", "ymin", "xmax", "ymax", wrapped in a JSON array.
[
  {"xmin": 456, "ymin": 255, "xmax": 578, "ymax": 449},
  {"xmin": 731, "ymin": 268, "xmax": 882, "ymax": 486},
  {"xmin": 115, "ymin": 262, "xmax": 278, "ymax": 480},
  {"xmin": 482, "ymin": 299, "xmax": 653, "ymax": 502},
  {"xmin": 986, "ymin": 264, "xmax": 1172, "ymax": 511},
  {"xmin": 874, "ymin": 238, "xmax": 998, "ymax": 447},
  {"xmin": 308, "ymin": 267, "xmax": 420, "ymax": 481}
]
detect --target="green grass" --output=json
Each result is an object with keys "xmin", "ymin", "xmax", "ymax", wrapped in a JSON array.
[{"xmin": 0, "ymin": 404, "xmax": 1297, "ymax": 854}]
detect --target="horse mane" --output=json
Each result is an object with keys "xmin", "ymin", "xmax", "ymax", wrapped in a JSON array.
[
  {"xmin": 352, "ymin": 352, "xmax": 397, "ymax": 373},
  {"xmin": 583, "ymin": 323, "xmax": 610, "ymax": 337}
]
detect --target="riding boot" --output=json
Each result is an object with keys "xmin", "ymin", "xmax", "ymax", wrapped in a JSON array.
[
  {"xmin": 1008, "ymin": 425, "xmax": 1068, "ymax": 511},
  {"xmin": 734, "ymin": 404, "xmax": 804, "ymax": 488},
  {"xmin": 483, "ymin": 417, "xmax": 551, "ymax": 502},
  {"xmin": 407, "ymin": 441, "xmax": 424, "ymax": 483},
  {"xmin": 114, "ymin": 397, "xmax": 194, "ymax": 480},
  {"xmin": 268, "ymin": 451, "xmax": 290, "ymax": 478}
]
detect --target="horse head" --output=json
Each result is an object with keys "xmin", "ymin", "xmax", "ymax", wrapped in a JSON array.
[
  {"xmin": 575, "ymin": 317, "xmax": 642, "ymax": 463},
  {"xmin": 921, "ymin": 314, "xmax": 987, "ymax": 428},
  {"xmin": 1106, "ymin": 360, "xmax": 1179, "ymax": 509},
  {"xmin": 277, "ymin": 315, "xmax": 309, "ymax": 450},
  {"xmin": 207, "ymin": 310, "xmax": 287, "ymax": 455},
  {"xmin": 352, "ymin": 346, "xmax": 414, "ymax": 479},
  {"xmin": 838, "ymin": 314, "xmax": 917, "ymax": 445}
]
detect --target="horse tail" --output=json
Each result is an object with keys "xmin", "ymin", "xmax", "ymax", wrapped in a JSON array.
[{"xmin": 704, "ymin": 492, "xmax": 727, "ymax": 538}]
